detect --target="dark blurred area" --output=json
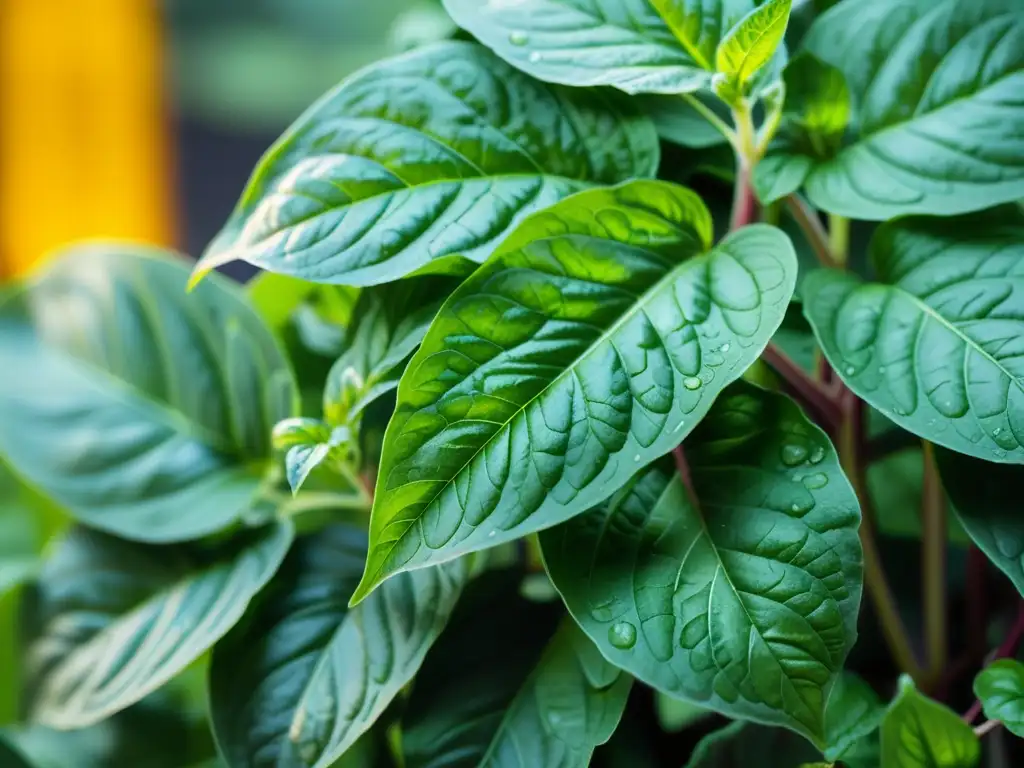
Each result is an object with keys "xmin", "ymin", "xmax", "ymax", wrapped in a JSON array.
[{"xmin": 0, "ymin": 0, "xmax": 453, "ymax": 281}]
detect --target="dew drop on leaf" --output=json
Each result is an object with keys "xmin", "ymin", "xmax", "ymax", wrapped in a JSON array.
[
  {"xmin": 608, "ymin": 621, "xmax": 637, "ymax": 649},
  {"xmin": 809, "ymin": 446, "xmax": 825, "ymax": 464},
  {"xmin": 844, "ymin": 364, "xmax": 855, "ymax": 375},
  {"xmin": 719, "ymin": 342, "xmax": 730, "ymax": 353},
  {"xmin": 789, "ymin": 496, "xmax": 815, "ymax": 514},
  {"xmin": 683, "ymin": 376, "xmax": 702, "ymax": 391},
  {"xmin": 780, "ymin": 443, "xmax": 809, "ymax": 466},
  {"xmin": 993, "ymin": 427, "xmax": 1003, "ymax": 437},
  {"xmin": 528, "ymin": 51, "xmax": 543, "ymax": 63},
  {"xmin": 508, "ymin": 30, "xmax": 529, "ymax": 45},
  {"xmin": 801, "ymin": 472, "xmax": 828, "ymax": 490},
  {"xmin": 633, "ymin": 454, "xmax": 641, "ymax": 462}
]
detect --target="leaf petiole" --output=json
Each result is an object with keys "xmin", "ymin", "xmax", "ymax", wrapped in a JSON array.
[
  {"xmin": 921, "ymin": 441, "xmax": 948, "ymax": 685},
  {"xmin": 680, "ymin": 92, "xmax": 738, "ymax": 146}
]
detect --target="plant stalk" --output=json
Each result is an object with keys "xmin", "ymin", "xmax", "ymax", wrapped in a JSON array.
[
  {"xmin": 761, "ymin": 343, "xmax": 843, "ymax": 430},
  {"xmin": 828, "ymin": 213, "xmax": 850, "ymax": 266},
  {"xmin": 921, "ymin": 441, "xmax": 948, "ymax": 684},
  {"xmin": 974, "ymin": 719, "xmax": 1001, "ymax": 738},
  {"xmin": 672, "ymin": 445, "xmax": 701, "ymax": 513},
  {"xmin": 785, "ymin": 195, "xmax": 837, "ymax": 269},
  {"xmin": 730, "ymin": 159, "xmax": 758, "ymax": 232},
  {"xmin": 840, "ymin": 397, "xmax": 925, "ymax": 683},
  {"xmin": 963, "ymin": 601, "xmax": 1024, "ymax": 722},
  {"xmin": 681, "ymin": 92, "xmax": 737, "ymax": 146}
]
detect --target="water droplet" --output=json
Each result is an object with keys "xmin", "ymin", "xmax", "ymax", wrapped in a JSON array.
[
  {"xmin": 878, "ymin": 365, "xmax": 886, "ymax": 374},
  {"xmin": 528, "ymin": 51, "xmax": 543, "ymax": 62},
  {"xmin": 780, "ymin": 443, "xmax": 809, "ymax": 466},
  {"xmin": 548, "ymin": 712, "xmax": 563, "ymax": 726},
  {"xmin": 683, "ymin": 376, "xmax": 702, "ymax": 391},
  {"xmin": 488, "ymin": 530, "xmax": 497, "ymax": 537},
  {"xmin": 608, "ymin": 621, "xmax": 637, "ymax": 650},
  {"xmin": 633, "ymin": 453, "xmax": 641, "ymax": 462},
  {"xmin": 844, "ymin": 365, "xmax": 855, "ymax": 376},
  {"xmin": 802, "ymin": 473, "xmax": 829, "ymax": 490},
  {"xmin": 719, "ymin": 342, "xmax": 731, "ymax": 353},
  {"xmin": 789, "ymin": 496, "xmax": 815, "ymax": 514},
  {"xmin": 809, "ymin": 446, "xmax": 825, "ymax": 464},
  {"xmin": 509, "ymin": 30, "xmax": 529, "ymax": 45},
  {"xmin": 994, "ymin": 448, "xmax": 1008, "ymax": 459},
  {"xmin": 993, "ymin": 427, "xmax": 1004, "ymax": 437}
]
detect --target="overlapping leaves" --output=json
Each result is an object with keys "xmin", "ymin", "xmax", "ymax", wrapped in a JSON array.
[
  {"xmin": 541, "ymin": 382, "xmax": 862, "ymax": 743},
  {"xmin": 193, "ymin": 41, "xmax": 660, "ymax": 286},
  {"xmin": 352, "ymin": 180, "xmax": 797, "ymax": 603}
]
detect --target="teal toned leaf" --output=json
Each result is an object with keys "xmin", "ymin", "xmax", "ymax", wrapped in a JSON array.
[
  {"xmin": 974, "ymin": 659, "xmax": 1024, "ymax": 738},
  {"xmin": 0, "ymin": 245, "xmax": 298, "ymax": 543},
  {"xmin": 639, "ymin": 93, "xmax": 731, "ymax": 149},
  {"xmin": 939, "ymin": 449, "xmax": 1024, "ymax": 596},
  {"xmin": 194, "ymin": 41, "xmax": 659, "ymax": 286},
  {"xmin": 541, "ymin": 382, "xmax": 862, "ymax": 743},
  {"xmin": 443, "ymin": 0, "xmax": 762, "ymax": 95},
  {"xmin": 754, "ymin": 53, "xmax": 849, "ymax": 203},
  {"xmin": 824, "ymin": 673, "xmax": 885, "ymax": 763},
  {"xmin": 715, "ymin": 0, "xmax": 791, "ymax": 91},
  {"xmin": 23, "ymin": 522, "xmax": 292, "ymax": 729},
  {"xmin": 804, "ymin": 207, "xmax": 1024, "ymax": 463},
  {"xmin": 0, "ymin": 737, "xmax": 32, "ymax": 768},
  {"xmin": 352, "ymin": 180, "xmax": 798, "ymax": 603},
  {"xmin": 402, "ymin": 572, "xmax": 630, "ymax": 767},
  {"xmin": 881, "ymin": 677, "xmax": 980, "ymax": 768},
  {"xmin": 684, "ymin": 721, "xmax": 820, "ymax": 768},
  {"xmin": 777, "ymin": 0, "xmax": 1024, "ymax": 219},
  {"xmin": 209, "ymin": 523, "xmax": 466, "ymax": 768}
]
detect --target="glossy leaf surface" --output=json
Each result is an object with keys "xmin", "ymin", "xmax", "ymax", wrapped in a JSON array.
[
  {"xmin": 880, "ymin": 677, "xmax": 979, "ymax": 768},
  {"xmin": 974, "ymin": 659, "xmax": 1024, "ymax": 738},
  {"xmin": 443, "ymin": 0, "xmax": 763, "ymax": 95},
  {"xmin": 195, "ymin": 41, "xmax": 659, "ymax": 286},
  {"xmin": 684, "ymin": 721, "xmax": 819, "ymax": 768},
  {"xmin": 0, "ymin": 245, "xmax": 297, "ymax": 542},
  {"xmin": 209, "ymin": 523, "xmax": 466, "ymax": 768},
  {"xmin": 774, "ymin": 0, "xmax": 1024, "ymax": 219},
  {"xmin": 23, "ymin": 522, "xmax": 292, "ymax": 729},
  {"xmin": 403, "ymin": 575, "xmax": 630, "ymax": 768},
  {"xmin": 541, "ymin": 383, "xmax": 862, "ymax": 743},
  {"xmin": 354, "ymin": 181, "xmax": 798, "ymax": 603},
  {"xmin": 715, "ymin": 0, "xmax": 791, "ymax": 91},
  {"xmin": 938, "ymin": 449, "xmax": 1024, "ymax": 596},
  {"xmin": 804, "ymin": 208, "xmax": 1024, "ymax": 463},
  {"xmin": 824, "ymin": 673, "xmax": 884, "ymax": 764}
]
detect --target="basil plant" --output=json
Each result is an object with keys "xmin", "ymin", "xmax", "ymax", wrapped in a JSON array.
[{"xmin": 3, "ymin": 1, "xmax": 1024, "ymax": 766}]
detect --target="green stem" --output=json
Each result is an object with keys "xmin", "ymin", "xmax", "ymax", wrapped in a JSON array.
[
  {"xmin": 681, "ymin": 92, "xmax": 737, "ymax": 146},
  {"xmin": 840, "ymin": 397, "xmax": 925, "ymax": 684},
  {"xmin": 829, "ymin": 213, "xmax": 850, "ymax": 267},
  {"xmin": 921, "ymin": 441, "xmax": 948, "ymax": 685},
  {"xmin": 785, "ymin": 195, "xmax": 837, "ymax": 269},
  {"xmin": 974, "ymin": 719, "xmax": 1001, "ymax": 738}
]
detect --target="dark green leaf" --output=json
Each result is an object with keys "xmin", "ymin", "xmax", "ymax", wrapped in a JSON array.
[
  {"xmin": 715, "ymin": 0, "xmax": 792, "ymax": 92},
  {"xmin": 771, "ymin": 0, "xmax": 1024, "ymax": 219},
  {"xmin": 194, "ymin": 41, "xmax": 659, "ymax": 286},
  {"xmin": 443, "ymin": 0, "xmax": 765, "ymax": 94},
  {"xmin": 804, "ymin": 207, "xmax": 1024, "ymax": 463},
  {"xmin": 352, "ymin": 180, "xmax": 798, "ymax": 604},
  {"xmin": 209, "ymin": 523, "xmax": 466, "ymax": 768},
  {"xmin": 541, "ymin": 382, "xmax": 862, "ymax": 743},
  {"xmin": 824, "ymin": 672, "xmax": 884, "ymax": 763},
  {"xmin": 684, "ymin": 721, "xmax": 820, "ymax": 768},
  {"xmin": 0, "ymin": 245, "xmax": 298, "ymax": 542},
  {"xmin": 23, "ymin": 522, "xmax": 292, "ymax": 728},
  {"xmin": 403, "ymin": 605, "xmax": 631, "ymax": 768},
  {"xmin": 939, "ymin": 449, "xmax": 1024, "ymax": 595},
  {"xmin": 880, "ymin": 676, "xmax": 980, "ymax": 768},
  {"xmin": 974, "ymin": 659, "xmax": 1024, "ymax": 738},
  {"xmin": 0, "ymin": 737, "xmax": 33, "ymax": 768}
]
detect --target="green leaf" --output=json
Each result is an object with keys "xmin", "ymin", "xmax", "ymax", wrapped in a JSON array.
[
  {"xmin": 715, "ymin": 0, "xmax": 792, "ymax": 91},
  {"xmin": 684, "ymin": 721, "xmax": 821, "ymax": 768},
  {"xmin": 0, "ymin": 737, "xmax": 33, "ymax": 768},
  {"xmin": 442, "ymin": 0, "xmax": 765, "ymax": 95},
  {"xmin": 804, "ymin": 206, "xmax": 1024, "ymax": 464},
  {"xmin": 753, "ymin": 53, "xmax": 849, "ymax": 203},
  {"xmin": 638, "ymin": 93, "xmax": 731, "ymax": 149},
  {"xmin": 938, "ymin": 449, "xmax": 1024, "ymax": 596},
  {"xmin": 880, "ymin": 676, "xmax": 980, "ymax": 768},
  {"xmin": 209, "ymin": 523, "xmax": 466, "ymax": 768},
  {"xmin": 541, "ymin": 382, "xmax": 862, "ymax": 744},
  {"xmin": 0, "ymin": 245, "xmax": 298, "ymax": 543},
  {"xmin": 403, "ymin": 606, "xmax": 631, "ymax": 768},
  {"xmin": 194, "ymin": 40, "xmax": 659, "ymax": 286},
  {"xmin": 824, "ymin": 673, "xmax": 885, "ymax": 763},
  {"xmin": 974, "ymin": 659, "xmax": 1024, "ymax": 738},
  {"xmin": 771, "ymin": 0, "xmax": 1024, "ymax": 219},
  {"xmin": 655, "ymin": 694, "xmax": 709, "ymax": 733},
  {"xmin": 23, "ymin": 521, "xmax": 292, "ymax": 729},
  {"xmin": 0, "ymin": 464, "xmax": 41, "ymax": 597},
  {"xmin": 352, "ymin": 180, "xmax": 798, "ymax": 604}
]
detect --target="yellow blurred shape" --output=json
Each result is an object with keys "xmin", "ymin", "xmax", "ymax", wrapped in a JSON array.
[{"xmin": 0, "ymin": 0, "xmax": 174, "ymax": 279}]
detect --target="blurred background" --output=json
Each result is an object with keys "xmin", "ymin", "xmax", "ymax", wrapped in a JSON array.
[{"xmin": 0, "ymin": 0, "xmax": 454, "ymax": 281}]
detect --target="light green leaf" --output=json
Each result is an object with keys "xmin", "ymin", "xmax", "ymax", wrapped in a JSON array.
[
  {"xmin": 0, "ymin": 245, "xmax": 298, "ymax": 543},
  {"xmin": 774, "ymin": 0, "xmax": 1024, "ymax": 219},
  {"xmin": 402, "ymin": 574, "xmax": 630, "ymax": 768},
  {"xmin": 352, "ymin": 180, "xmax": 798, "ymax": 604},
  {"xmin": 638, "ymin": 93, "xmax": 732, "ymax": 149},
  {"xmin": 194, "ymin": 41, "xmax": 659, "ymax": 286},
  {"xmin": 443, "ymin": 0, "xmax": 764, "ymax": 94},
  {"xmin": 245, "ymin": 273, "xmax": 319, "ymax": 335},
  {"xmin": 684, "ymin": 721, "xmax": 820, "ymax": 768},
  {"xmin": 23, "ymin": 521, "xmax": 292, "ymax": 729},
  {"xmin": 655, "ymin": 694, "xmax": 709, "ymax": 733},
  {"xmin": 804, "ymin": 206, "xmax": 1024, "ymax": 464},
  {"xmin": 938, "ymin": 449, "xmax": 1024, "ymax": 596},
  {"xmin": 881, "ymin": 676, "xmax": 980, "ymax": 768},
  {"xmin": 715, "ymin": 0, "xmax": 791, "ymax": 91},
  {"xmin": 209, "ymin": 523, "xmax": 466, "ymax": 768},
  {"xmin": 974, "ymin": 659, "xmax": 1024, "ymax": 738},
  {"xmin": 541, "ymin": 382, "xmax": 862, "ymax": 744},
  {"xmin": 754, "ymin": 53, "xmax": 849, "ymax": 203}
]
